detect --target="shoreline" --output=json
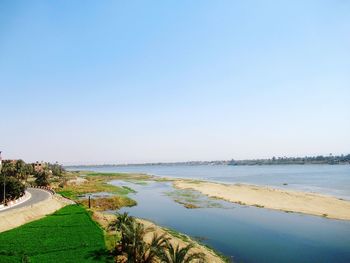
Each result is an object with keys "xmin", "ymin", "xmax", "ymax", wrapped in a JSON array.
[
  {"xmin": 92, "ymin": 211, "xmax": 227, "ymax": 263},
  {"xmin": 174, "ymin": 180, "xmax": 350, "ymax": 220},
  {"xmin": 62, "ymin": 170, "xmax": 350, "ymax": 220}
]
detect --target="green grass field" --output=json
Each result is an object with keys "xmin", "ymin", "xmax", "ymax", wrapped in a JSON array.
[{"xmin": 0, "ymin": 205, "xmax": 112, "ymax": 263}]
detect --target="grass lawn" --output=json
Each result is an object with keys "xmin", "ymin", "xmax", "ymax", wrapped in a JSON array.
[{"xmin": 0, "ymin": 205, "xmax": 112, "ymax": 263}]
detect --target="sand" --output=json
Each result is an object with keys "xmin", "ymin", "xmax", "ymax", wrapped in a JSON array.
[{"xmin": 174, "ymin": 181, "xmax": 350, "ymax": 220}]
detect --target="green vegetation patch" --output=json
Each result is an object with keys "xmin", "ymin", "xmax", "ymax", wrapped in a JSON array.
[
  {"xmin": 122, "ymin": 186, "xmax": 137, "ymax": 193},
  {"xmin": 84, "ymin": 172, "xmax": 152, "ymax": 181},
  {"xmin": 125, "ymin": 180, "xmax": 148, "ymax": 185},
  {"xmin": 57, "ymin": 174, "xmax": 138, "ymax": 200},
  {"xmin": 0, "ymin": 205, "xmax": 112, "ymax": 263},
  {"xmin": 165, "ymin": 189, "xmax": 225, "ymax": 209},
  {"xmin": 163, "ymin": 227, "xmax": 190, "ymax": 243},
  {"xmin": 80, "ymin": 196, "xmax": 137, "ymax": 211}
]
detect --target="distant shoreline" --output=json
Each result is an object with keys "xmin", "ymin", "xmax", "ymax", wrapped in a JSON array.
[
  {"xmin": 64, "ymin": 154, "xmax": 350, "ymax": 167},
  {"xmin": 65, "ymin": 160, "xmax": 350, "ymax": 168}
]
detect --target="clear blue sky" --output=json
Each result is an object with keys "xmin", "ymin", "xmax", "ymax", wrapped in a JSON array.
[{"xmin": 1, "ymin": 1, "xmax": 349, "ymax": 164}]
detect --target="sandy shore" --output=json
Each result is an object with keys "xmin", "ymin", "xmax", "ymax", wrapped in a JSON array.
[{"xmin": 174, "ymin": 181, "xmax": 350, "ymax": 220}]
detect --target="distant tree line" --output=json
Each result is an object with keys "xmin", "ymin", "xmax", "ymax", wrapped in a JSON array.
[
  {"xmin": 67, "ymin": 154, "xmax": 350, "ymax": 168},
  {"xmin": 228, "ymin": 154, "xmax": 350, "ymax": 166}
]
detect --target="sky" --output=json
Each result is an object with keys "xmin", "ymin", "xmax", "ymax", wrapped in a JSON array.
[{"xmin": 0, "ymin": 1, "xmax": 349, "ymax": 164}]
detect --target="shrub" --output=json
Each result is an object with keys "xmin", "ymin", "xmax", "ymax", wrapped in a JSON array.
[{"xmin": 0, "ymin": 176, "xmax": 25, "ymax": 202}]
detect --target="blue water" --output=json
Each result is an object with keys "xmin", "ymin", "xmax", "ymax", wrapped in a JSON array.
[
  {"xmin": 68, "ymin": 164, "xmax": 350, "ymax": 199},
  {"xmin": 110, "ymin": 180, "xmax": 350, "ymax": 263},
  {"xmin": 67, "ymin": 164, "xmax": 350, "ymax": 262}
]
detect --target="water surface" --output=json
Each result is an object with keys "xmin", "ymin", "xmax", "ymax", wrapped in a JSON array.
[
  {"xmin": 67, "ymin": 164, "xmax": 350, "ymax": 262},
  {"xmin": 68, "ymin": 164, "xmax": 350, "ymax": 199},
  {"xmin": 109, "ymin": 180, "xmax": 350, "ymax": 263}
]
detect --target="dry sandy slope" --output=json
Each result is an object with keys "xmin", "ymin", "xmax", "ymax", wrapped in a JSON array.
[{"xmin": 174, "ymin": 181, "xmax": 350, "ymax": 220}]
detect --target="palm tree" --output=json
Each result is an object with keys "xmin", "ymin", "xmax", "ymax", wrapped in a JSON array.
[
  {"xmin": 121, "ymin": 219, "xmax": 155, "ymax": 262},
  {"xmin": 116, "ymin": 212, "xmax": 131, "ymax": 231},
  {"xmin": 112, "ymin": 213, "xmax": 204, "ymax": 263},
  {"xmin": 160, "ymin": 242, "xmax": 205, "ymax": 263},
  {"xmin": 140, "ymin": 233, "xmax": 169, "ymax": 263},
  {"xmin": 109, "ymin": 212, "xmax": 133, "ymax": 254}
]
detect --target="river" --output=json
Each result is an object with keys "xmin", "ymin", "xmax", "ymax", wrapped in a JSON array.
[{"xmin": 68, "ymin": 164, "xmax": 350, "ymax": 262}]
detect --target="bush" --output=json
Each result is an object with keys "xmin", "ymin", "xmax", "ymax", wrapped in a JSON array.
[
  {"xmin": 0, "ymin": 176, "xmax": 25, "ymax": 202},
  {"xmin": 34, "ymin": 169, "xmax": 51, "ymax": 186}
]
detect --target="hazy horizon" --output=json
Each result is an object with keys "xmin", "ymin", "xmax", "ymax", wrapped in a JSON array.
[
  {"xmin": 1, "ymin": 1, "xmax": 349, "ymax": 164},
  {"xmin": 61, "ymin": 153, "xmax": 349, "ymax": 167}
]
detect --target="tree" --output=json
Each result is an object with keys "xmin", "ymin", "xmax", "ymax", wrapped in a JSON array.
[
  {"xmin": 109, "ymin": 212, "xmax": 133, "ymax": 253},
  {"xmin": 160, "ymin": 243, "xmax": 205, "ymax": 263},
  {"xmin": 34, "ymin": 168, "xmax": 51, "ymax": 186},
  {"xmin": 111, "ymin": 213, "xmax": 206, "ymax": 263},
  {"xmin": 121, "ymin": 219, "xmax": 154, "ymax": 262},
  {"xmin": 49, "ymin": 162, "xmax": 64, "ymax": 177},
  {"xmin": 116, "ymin": 212, "xmax": 131, "ymax": 230},
  {"xmin": 141, "ymin": 233, "xmax": 168, "ymax": 263},
  {"xmin": 1, "ymin": 160, "xmax": 33, "ymax": 182},
  {"xmin": 1, "ymin": 160, "xmax": 17, "ymax": 177},
  {"xmin": 0, "ymin": 176, "xmax": 25, "ymax": 202},
  {"xmin": 111, "ymin": 213, "xmax": 168, "ymax": 263},
  {"xmin": 15, "ymin": 159, "xmax": 28, "ymax": 181},
  {"xmin": 25, "ymin": 163, "xmax": 34, "ymax": 177}
]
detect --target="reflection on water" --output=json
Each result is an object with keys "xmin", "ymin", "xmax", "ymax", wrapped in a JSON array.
[{"xmin": 109, "ymin": 180, "xmax": 350, "ymax": 263}]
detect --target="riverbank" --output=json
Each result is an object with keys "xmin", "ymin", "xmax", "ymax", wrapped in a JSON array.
[
  {"xmin": 57, "ymin": 172, "xmax": 227, "ymax": 262},
  {"xmin": 59, "ymin": 169, "xmax": 350, "ymax": 262},
  {"xmin": 93, "ymin": 211, "xmax": 227, "ymax": 263},
  {"xmin": 60, "ymin": 170, "xmax": 350, "ymax": 220},
  {"xmin": 174, "ymin": 180, "xmax": 350, "ymax": 220}
]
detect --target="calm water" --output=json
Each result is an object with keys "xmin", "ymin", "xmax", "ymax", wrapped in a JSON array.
[
  {"xmin": 69, "ymin": 164, "xmax": 350, "ymax": 199},
  {"xmin": 67, "ymin": 164, "xmax": 350, "ymax": 262},
  {"xmin": 109, "ymin": 180, "xmax": 350, "ymax": 263}
]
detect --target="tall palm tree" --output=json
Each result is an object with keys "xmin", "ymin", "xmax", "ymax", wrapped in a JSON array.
[
  {"xmin": 116, "ymin": 212, "xmax": 131, "ymax": 231},
  {"xmin": 122, "ymin": 219, "xmax": 154, "ymax": 262},
  {"xmin": 140, "ymin": 233, "xmax": 169, "ymax": 263},
  {"xmin": 160, "ymin": 242, "xmax": 205, "ymax": 263},
  {"xmin": 112, "ymin": 213, "xmax": 204, "ymax": 263},
  {"xmin": 109, "ymin": 212, "xmax": 133, "ymax": 232},
  {"xmin": 109, "ymin": 212, "xmax": 133, "ymax": 254}
]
